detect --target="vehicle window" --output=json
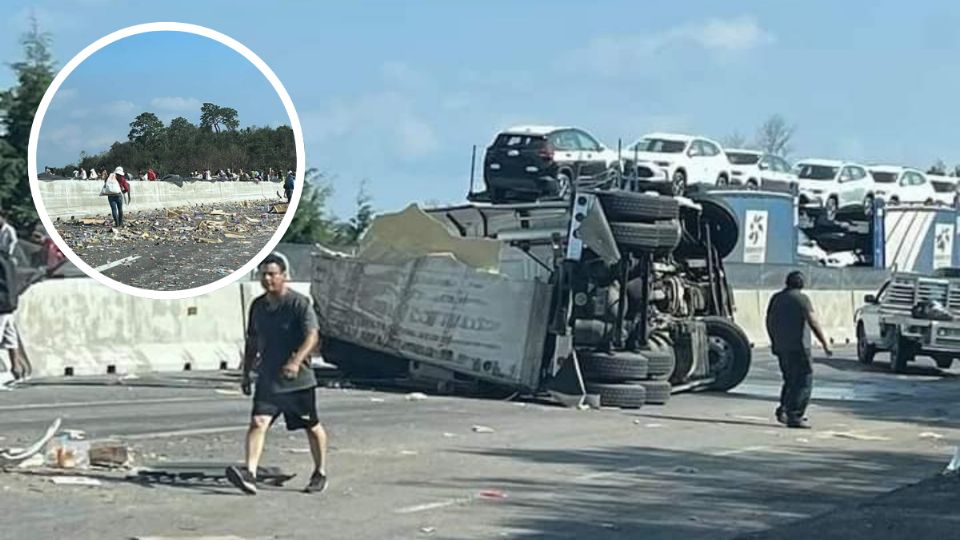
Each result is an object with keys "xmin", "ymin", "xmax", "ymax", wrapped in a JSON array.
[
  {"xmin": 797, "ymin": 164, "xmax": 839, "ymax": 181},
  {"xmin": 550, "ymin": 130, "xmax": 578, "ymax": 151},
  {"xmin": 574, "ymin": 130, "xmax": 602, "ymax": 152},
  {"xmin": 700, "ymin": 141, "xmax": 720, "ymax": 156},
  {"xmin": 839, "ymin": 167, "xmax": 853, "ymax": 182},
  {"xmin": 871, "ymin": 171, "xmax": 898, "ymax": 183},
  {"xmin": 637, "ymin": 139, "xmax": 687, "ymax": 153},
  {"xmin": 728, "ymin": 152, "xmax": 761, "ymax": 165},
  {"xmin": 913, "ymin": 172, "xmax": 928, "ymax": 186},
  {"xmin": 931, "ymin": 180, "xmax": 958, "ymax": 193},
  {"xmin": 494, "ymin": 134, "xmax": 544, "ymax": 149},
  {"xmin": 688, "ymin": 141, "xmax": 704, "ymax": 157},
  {"xmin": 850, "ymin": 167, "xmax": 867, "ymax": 180}
]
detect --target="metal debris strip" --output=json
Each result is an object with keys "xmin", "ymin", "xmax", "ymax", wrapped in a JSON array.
[{"xmin": 132, "ymin": 461, "xmax": 296, "ymax": 486}]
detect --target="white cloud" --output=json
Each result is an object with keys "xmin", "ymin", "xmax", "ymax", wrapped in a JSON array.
[
  {"xmin": 101, "ymin": 100, "xmax": 138, "ymax": 117},
  {"xmin": 570, "ymin": 15, "xmax": 773, "ymax": 76},
  {"xmin": 150, "ymin": 96, "xmax": 202, "ymax": 112}
]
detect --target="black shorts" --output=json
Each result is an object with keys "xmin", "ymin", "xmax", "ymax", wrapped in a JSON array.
[
  {"xmin": 284, "ymin": 188, "xmax": 293, "ymax": 202},
  {"xmin": 252, "ymin": 387, "xmax": 319, "ymax": 431}
]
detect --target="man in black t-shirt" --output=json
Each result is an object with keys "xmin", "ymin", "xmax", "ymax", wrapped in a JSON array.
[
  {"xmin": 765, "ymin": 271, "xmax": 832, "ymax": 429},
  {"xmin": 226, "ymin": 253, "xmax": 328, "ymax": 495}
]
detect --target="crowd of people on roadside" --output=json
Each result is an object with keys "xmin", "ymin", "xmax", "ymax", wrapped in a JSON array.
[{"xmin": 70, "ymin": 166, "xmax": 294, "ymax": 185}]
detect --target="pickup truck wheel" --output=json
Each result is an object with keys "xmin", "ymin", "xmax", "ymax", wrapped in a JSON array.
[
  {"xmin": 584, "ymin": 382, "xmax": 646, "ymax": 409},
  {"xmin": 595, "ymin": 190, "xmax": 679, "ymax": 222},
  {"xmin": 863, "ymin": 194, "xmax": 875, "ymax": 217},
  {"xmin": 610, "ymin": 220, "xmax": 682, "ymax": 253},
  {"xmin": 680, "ymin": 194, "xmax": 739, "ymax": 260},
  {"xmin": 890, "ymin": 333, "xmax": 915, "ymax": 373},
  {"xmin": 934, "ymin": 355, "xmax": 953, "ymax": 369},
  {"xmin": 672, "ymin": 170, "xmax": 687, "ymax": 196},
  {"xmin": 579, "ymin": 351, "xmax": 649, "ymax": 382},
  {"xmin": 637, "ymin": 380, "xmax": 671, "ymax": 405},
  {"xmin": 856, "ymin": 325, "xmax": 876, "ymax": 364},
  {"xmin": 825, "ymin": 197, "xmax": 838, "ymax": 221},
  {"xmin": 704, "ymin": 316, "xmax": 752, "ymax": 391}
]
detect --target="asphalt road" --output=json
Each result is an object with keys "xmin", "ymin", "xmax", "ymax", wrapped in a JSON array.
[{"xmin": 1, "ymin": 346, "xmax": 958, "ymax": 540}]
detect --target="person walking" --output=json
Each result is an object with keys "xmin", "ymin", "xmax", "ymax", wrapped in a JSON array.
[
  {"xmin": 0, "ymin": 214, "xmax": 23, "ymax": 381},
  {"xmin": 284, "ymin": 170, "xmax": 295, "ymax": 203},
  {"xmin": 765, "ymin": 271, "xmax": 832, "ymax": 428},
  {"xmin": 101, "ymin": 167, "xmax": 131, "ymax": 228},
  {"xmin": 226, "ymin": 253, "xmax": 328, "ymax": 495}
]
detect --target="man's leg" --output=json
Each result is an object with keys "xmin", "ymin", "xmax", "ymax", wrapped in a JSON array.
[
  {"xmin": 0, "ymin": 316, "xmax": 21, "ymax": 380},
  {"xmin": 117, "ymin": 198, "xmax": 124, "ymax": 227},
  {"xmin": 794, "ymin": 350, "xmax": 814, "ymax": 419},
  {"xmin": 776, "ymin": 353, "xmax": 790, "ymax": 422},
  {"xmin": 306, "ymin": 422, "xmax": 327, "ymax": 475},
  {"xmin": 245, "ymin": 414, "xmax": 273, "ymax": 474}
]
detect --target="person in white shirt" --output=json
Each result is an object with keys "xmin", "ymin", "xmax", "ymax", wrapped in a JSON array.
[
  {"xmin": 0, "ymin": 215, "xmax": 23, "ymax": 380},
  {"xmin": 89, "ymin": 168, "xmax": 98, "ymax": 180},
  {"xmin": 80, "ymin": 168, "xmax": 87, "ymax": 180}
]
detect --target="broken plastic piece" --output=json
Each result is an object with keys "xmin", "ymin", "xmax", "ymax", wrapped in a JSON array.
[
  {"xmin": 51, "ymin": 476, "xmax": 101, "ymax": 486},
  {"xmin": 471, "ymin": 425, "xmax": 495, "ymax": 434}
]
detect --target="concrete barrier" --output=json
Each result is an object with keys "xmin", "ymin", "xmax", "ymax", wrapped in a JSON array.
[
  {"xmin": 17, "ymin": 278, "xmax": 246, "ymax": 377},
  {"xmin": 39, "ymin": 180, "xmax": 283, "ymax": 219},
  {"xmin": 734, "ymin": 289, "xmax": 870, "ymax": 347}
]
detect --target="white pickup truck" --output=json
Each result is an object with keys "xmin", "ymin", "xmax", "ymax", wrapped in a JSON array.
[{"xmin": 855, "ymin": 269, "xmax": 960, "ymax": 372}]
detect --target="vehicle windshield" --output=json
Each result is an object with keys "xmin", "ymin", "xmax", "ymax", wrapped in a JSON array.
[
  {"xmin": 870, "ymin": 171, "xmax": 898, "ymax": 183},
  {"xmin": 493, "ymin": 134, "xmax": 545, "ymax": 148},
  {"xmin": 634, "ymin": 138, "xmax": 686, "ymax": 154},
  {"xmin": 797, "ymin": 164, "xmax": 839, "ymax": 181},
  {"xmin": 931, "ymin": 180, "xmax": 957, "ymax": 193},
  {"xmin": 727, "ymin": 152, "xmax": 761, "ymax": 165}
]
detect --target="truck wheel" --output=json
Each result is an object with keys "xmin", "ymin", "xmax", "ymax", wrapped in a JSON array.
[
  {"xmin": 640, "ymin": 342, "xmax": 676, "ymax": 380},
  {"xmin": 680, "ymin": 194, "xmax": 739, "ymax": 260},
  {"xmin": 584, "ymin": 382, "xmax": 647, "ymax": 409},
  {"xmin": 638, "ymin": 380, "xmax": 672, "ymax": 405},
  {"xmin": 856, "ymin": 325, "xmax": 876, "ymax": 365},
  {"xmin": 890, "ymin": 333, "xmax": 915, "ymax": 373},
  {"xmin": 609, "ymin": 220, "xmax": 681, "ymax": 252},
  {"xmin": 579, "ymin": 351, "xmax": 649, "ymax": 381},
  {"xmin": 595, "ymin": 190, "xmax": 679, "ymax": 222},
  {"xmin": 703, "ymin": 316, "xmax": 751, "ymax": 391},
  {"xmin": 934, "ymin": 355, "xmax": 953, "ymax": 369}
]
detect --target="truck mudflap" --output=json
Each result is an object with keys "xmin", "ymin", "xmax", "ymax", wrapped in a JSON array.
[{"xmin": 311, "ymin": 252, "xmax": 553, "ymax": 390}]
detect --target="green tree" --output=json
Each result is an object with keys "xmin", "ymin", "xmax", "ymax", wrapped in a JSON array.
[
  {"xmin": 128, "ymin": 112, "xmax": 164, "ymax": 144},
  {"xmin": 281, "ymin": 168, "xmax": 339, "ymax": 244},
  {"xmin": 928, "ymin": 160, "xmax": 947, "ymax": 176},
  {"xmin": 336, "ymin": 181, "xmax": 374, "ymax": 245},
  {"xmin": 0, "ymin": 18, "xmax": 55, "ymax": 230},
  {"xmin": 219, "ymin": 106, "xmax": 239, "ymax": 132},
  {"xmin": 200, "ymin": 102, "xmax": 223, "ymax": 133}
]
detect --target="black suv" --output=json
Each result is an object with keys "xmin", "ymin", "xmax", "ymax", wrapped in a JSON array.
[{"xmin": 482, "ymin": 126, "xmax": 619, "ymax": 203}]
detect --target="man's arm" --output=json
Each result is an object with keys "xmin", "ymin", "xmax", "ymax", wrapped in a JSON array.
[
  {"xmin": 281, "ymin": 301, "xmax": 320, "ymax": 378},
  {"xmin": 241, "ymin": 306, "xmax": 258, "ymax": 393},
  {"xmin": 806, "ymin": 307, "xmax": 832, "ymax": 355}
]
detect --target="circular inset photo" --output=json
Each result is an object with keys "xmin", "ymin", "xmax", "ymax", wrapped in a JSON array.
[{"xmin": 29, "ymin": 23, "xmax": 304, "ymax": 298}]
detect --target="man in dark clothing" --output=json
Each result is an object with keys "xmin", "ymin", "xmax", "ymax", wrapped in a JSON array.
[
  {"xmin": 226, "ymin": 253, "xmax": 328, "ymax": 495},
  {"xmin": 765, "ymin": 271, "xmax": 832, "ymax": 428},
  {"xmin": 284, "ymin": 170, "xmax": 295, "ymax": 203}
]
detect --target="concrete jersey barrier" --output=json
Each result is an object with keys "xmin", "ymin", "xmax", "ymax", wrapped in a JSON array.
[
  {"xmin": 39, "ymin": 180, "xmax": 282, "ymax": 219},
  {"xmin": 734, "ymin": 289, "xmax": 871, "ymax": 347}
]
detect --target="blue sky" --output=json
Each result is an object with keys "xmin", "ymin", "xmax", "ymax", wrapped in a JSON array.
[
  {"xmin": 38, "ymin": 31, "xmax": 287, "ymax": 173},
  {"xmin": 4, "ymin": 1, "xmax": 960, "ymax": 216}
]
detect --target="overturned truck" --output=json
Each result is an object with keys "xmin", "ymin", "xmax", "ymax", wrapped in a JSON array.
[{"xmin": 310, "ymin": 189, "xmax": 751, "ymax": 408}]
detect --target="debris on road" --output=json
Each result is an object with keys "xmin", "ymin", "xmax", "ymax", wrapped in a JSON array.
[
  {"xmin": 442, "ymin": 432, "xmax": 456, "ymax": 438},
  {"xmin": 944, "ymin": 447, "xmax": 960, "ymax": 475},
  {"xmin": 286, "ymin": 448, "xmax": 311, "ymax": 454},
  {"xmin": 405, "ymin": 392, "xmax": 428, "ymax": 401},
  {"xmin": 816, "ymin": 430, "xmax": 891, "ymax": 442},
  {"xmin": 672, "ymin": 466, "xmax": 700, "ymax": 475},
  {"xmin": 370, "ymin": 397, "xmax": 386, "ymax": 403},
  {"xmin": 919, "ymin": 432, "xmax": 945, "ymax": 441},
  {"xmin": 471, "ymin": 425, "xmax": 495, "ymax": 434},
  {"xmin": 51, "ymin": 476, "xmax": 102, "ymax": 487},
  {"xmin": 420, "ymin": 526, "xmax": 437, "ymax": 534},
  {"xmin": 478, "ymin": 489, "xmax": 508, "ymax": 500},
  {"xmin": 0, "ymin": 418, "xmax": 61, "ymax": 469},
  {"xmin": 89, "ymin": 442, "xmax": 133, "ymax": 468}
]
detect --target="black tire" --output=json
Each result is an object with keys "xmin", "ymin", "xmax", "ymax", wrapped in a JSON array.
[
  {"xmin": 672, "ymin": 170, "xmax": 687, "ymax": 196},
  {"xmin": 638, "ymin": 380, "xmax": 672, "ymax": 405},
  {"xmin": 610, "ymin": 220, "xmax": 681, "ymax": 252},
  {"xmin": 746, "ymin": 179, "xmax": 759, "ymax": 190},
  {"xmin": 640, "ymin": 342, "xmax": 676, "ymax": 380},
  {"xmin": 584, "ymin": 382, "xmax": 646, "ymax": 409},
  {"xmin": 856, "ymin": 324, "xmax": 876, "ymax": 365},
  {"xmin": 704, "ymin": 316, "xmax": 751, "ymax": 391},
  {"xmin": 555, "ymin": 172, "xmax": 572, "ymax": 198},
  {"xmin": 864, "ymin": 194, "xmax": 875, "ymax": 217},
  {"xmin": 934, "ymin": 355, "xmax": 953, "ymax": 369},
  {"xmin": 579, "ymin": 351, "xmax": 649, "ymax": 382},
  {"xmin": 825, "ymin": 197, "xmax": 838, "ymax": 221},
  {"xmin": 890, "ymin": 333, "xmax": 914, "ymax": 373},
  {"xmin": 717, "ymin": 174, "xmax": 729, "ymax": 186},
  {"xmin": 595, "ymin": 190, "xmax": 679, "ymax": 222}
]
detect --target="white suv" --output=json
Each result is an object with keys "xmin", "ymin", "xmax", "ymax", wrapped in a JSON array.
[
  {"xmin": 927, "ymin": 174, "xmax": 959, "ymax": 207},
  {"xmin": 725, "ymin": 149, "xmax": 797, "ymax": 190},
  {"xmin": 622, "ymin": 133, "xmax": 732, "ymax": 195},
  {"xmin": 868, "ymin": 166, "xmax": 936, "ymax": 207},
  {"xmin": 794, "ymin": 159, "xmax": 874, "ymax": 220}
]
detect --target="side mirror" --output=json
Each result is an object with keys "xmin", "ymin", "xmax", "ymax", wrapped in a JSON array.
[{"xmin": 864, "ymin": 294, "xmax": 877, "ymax": 304}]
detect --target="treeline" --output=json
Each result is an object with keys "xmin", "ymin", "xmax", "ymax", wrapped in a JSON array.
[{"xmin": 53, "ymin": 106, "xmax": 296, "ymax": 178}]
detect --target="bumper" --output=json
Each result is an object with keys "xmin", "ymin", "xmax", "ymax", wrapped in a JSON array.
[
  {"xmin": 798, "ymin": 193, "xmax": 825, "ymax": 208},
  {"xmin": 484, "ymin": 172, "xmax": 559, "ymax": 195},
  {"xmin": 889, "ymin": 316, "xmax": 960, "ymax": 352}
]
